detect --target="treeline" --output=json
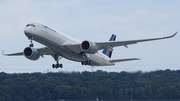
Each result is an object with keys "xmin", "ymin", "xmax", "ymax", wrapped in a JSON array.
[{"xmin": 0, "ymin": 69, "xmax": 180, "ymax": 101}]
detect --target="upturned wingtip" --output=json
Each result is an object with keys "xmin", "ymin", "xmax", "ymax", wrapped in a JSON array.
[
  {"xmin": 170, "ymin": 31, "xmax": 177, "ymax": 37},
  {"xmin": 2, "ymin": 50, "xmax": 5, "ymax": 55},
  {"xmin": 2, "ymin": 50, "xmax": 9, "ymax": 56},
  {"xmin": 174, "ymin": 31, "xmax": 178, "ymax": 35},
  {"xmin": 164, "ymin": 31, "xmax": 178, "ymax": 38}
]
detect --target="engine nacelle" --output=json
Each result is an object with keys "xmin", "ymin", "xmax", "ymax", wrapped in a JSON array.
[
  {"xmin": 23, "ymin": 47, "xmax": 40, "ymax": 60},
  {"xmin": 80, "ymin": 40, "xmax": 98, "ymax": 54}
]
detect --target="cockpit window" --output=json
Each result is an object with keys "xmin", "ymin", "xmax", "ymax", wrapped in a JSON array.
[{"xmin": 26, "ymin": 24, "xmax": 35, "ymax": 27}]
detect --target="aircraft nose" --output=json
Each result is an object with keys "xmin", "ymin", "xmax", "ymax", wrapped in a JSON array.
[
  {"xmin": 24, "ymin": 26, "xmax": 32, "ymax": 37},
  {"xmin": 24, "ymin": 23, "xmax": 36, "ymax": 37}
]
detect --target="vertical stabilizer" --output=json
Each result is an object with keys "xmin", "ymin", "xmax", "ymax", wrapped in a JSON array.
[{"xmin": 102, "ymin": 34, "xmax": 116, "ymax": 58}]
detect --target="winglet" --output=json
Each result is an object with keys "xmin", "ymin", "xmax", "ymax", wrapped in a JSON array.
[
  {"xmin": 2, "ymin": 50, "xmax": 5, "ymax": 55},
  {"xmin": 164, "ymin": 31, "xmax": 178, "ymax": 38},
  {"xmin": 172, "ymin": 31, "xmax": 178, "ymax": 37},
  {"xmin": 2, "ymin": 50, "xmax": 11, "ymax": 56}
]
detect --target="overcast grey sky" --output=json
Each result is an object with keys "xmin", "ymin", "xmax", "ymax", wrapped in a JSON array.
[{"xmin": 0, "ymin": 0, "xmax": 179, "ymax": 73}]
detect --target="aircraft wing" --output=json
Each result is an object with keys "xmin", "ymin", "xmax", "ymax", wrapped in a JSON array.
[
  {"xmin": 96, "ymin": 32, "xmax": 177, "ymax": 50},
  {"xmin": 66, "ymin": 32, "xmax": 177, "ymax": 53},
  {"xmin": 2, "ymin": 47, "xmax": 56, "ymax": 56},
  {"xmin": 2, "ymin": 50, "xmax": 23, "ymax": 56},
  {"xmin": 37, "ymin": 47, "xmax": 56, "ymax": 55}
]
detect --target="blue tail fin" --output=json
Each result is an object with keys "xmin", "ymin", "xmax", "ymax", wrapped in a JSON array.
[{"xmin": 102, "ymin": 34, "xmax": 116, "ymax": 58}]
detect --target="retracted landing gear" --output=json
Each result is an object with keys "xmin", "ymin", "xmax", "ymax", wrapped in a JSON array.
[
  {"xmin": 52, "ymin": 55, "xmax": 63, "ymax": 68},
  {"xmin": 81, "ymin": 60, "xmax": 91, "ymax": 65},
  {"xmin": 29, "ymin": 37, "xmax": 34, "ymax": 47}
]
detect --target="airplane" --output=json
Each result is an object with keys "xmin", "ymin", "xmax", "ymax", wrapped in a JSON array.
[{"xmin": 2, "ymin": 22, "xmax": 177, "ymax": 68}]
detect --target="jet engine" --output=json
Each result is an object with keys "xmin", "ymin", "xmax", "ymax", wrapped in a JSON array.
[
  {"xmin": 80, "ymin": 40, "xmax": 98, "ymax": 54},
  {"xmin": 23, "ymin": 47, "xmax": 40, "ymax": 60}
]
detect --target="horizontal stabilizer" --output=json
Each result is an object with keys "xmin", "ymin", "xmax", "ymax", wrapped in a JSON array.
[{"xmin": 110, "ymin": 58, "xmax": 140, "ymax": 63}]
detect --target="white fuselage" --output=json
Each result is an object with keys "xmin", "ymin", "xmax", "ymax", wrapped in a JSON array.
[{"xmin": 24, "ymin": 22, "xmax": 114, "ymax": 66}]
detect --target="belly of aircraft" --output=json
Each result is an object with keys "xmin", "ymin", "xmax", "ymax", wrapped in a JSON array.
[
  {"xmin": 32, "ymin": 34, "xmax": 85, "ymax": 62},
  {"xmin": 30, "ymin": 31, "xmax": 114, "ymax": 66}
]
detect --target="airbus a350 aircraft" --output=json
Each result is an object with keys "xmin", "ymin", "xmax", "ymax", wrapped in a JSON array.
[{"xmin": 3, "ymin": 22, "xmax": 177, "ymax": 68}]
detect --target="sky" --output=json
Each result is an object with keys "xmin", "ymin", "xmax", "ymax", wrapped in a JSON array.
[{"xmin": 0, "ymin": 0, "xmax": 180, "ymax": 73}]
